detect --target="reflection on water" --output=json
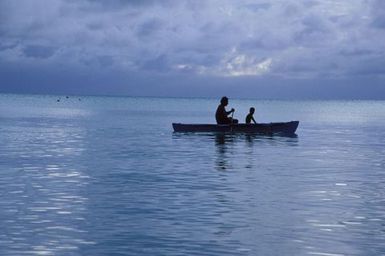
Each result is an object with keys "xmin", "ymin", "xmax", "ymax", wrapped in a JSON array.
[
  {"xmin": 0, "ymin": 114, "xmax": 93, "ymax": 255},
  {"xmin": 214, "ymin": 134, "xmax": 233, "ymax": 171},
  {"xmin": 212, "ymin": 133, "xmax": 298, "ymax": 171}
]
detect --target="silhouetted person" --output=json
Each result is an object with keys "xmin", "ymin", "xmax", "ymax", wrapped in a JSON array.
[
  {"xmin": 215, "ymin": 96, "xmax": 238, "ymax": 124},
  {"xmin": 245, "ymin": 107, "xmax": 257, "ymax": 124}
]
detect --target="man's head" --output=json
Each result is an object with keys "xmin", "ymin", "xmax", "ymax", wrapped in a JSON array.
[
  {"xmin": 249, "ymin": 107, "xmax": 255, "ymax": 114},
  {"xmin": 220, "ymin": 96, "xmax": 228, "ymax": 106}
]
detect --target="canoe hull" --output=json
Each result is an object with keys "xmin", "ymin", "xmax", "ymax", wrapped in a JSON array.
[{"xmin": 173, "ymin": 121, "xmax": 299, "ymax": 135}]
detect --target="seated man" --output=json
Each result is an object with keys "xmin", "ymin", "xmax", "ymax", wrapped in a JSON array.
[
  {"xmin": 245, "ymin": 107, "xmax": 257, "ymax": 124},
  {"xmin": 215, "ymin": 96, "xmax": 238, "ymax": 124}
]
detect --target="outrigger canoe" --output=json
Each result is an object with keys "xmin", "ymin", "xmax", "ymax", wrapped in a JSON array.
[{"xmin": 173, "ymin": 121, "xmax": 299, "ymax": 135}]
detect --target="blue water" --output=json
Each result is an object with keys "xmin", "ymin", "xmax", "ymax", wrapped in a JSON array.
[{"xmin": 0, "ymin": 94, "xmax": 384, "ymax": 256}]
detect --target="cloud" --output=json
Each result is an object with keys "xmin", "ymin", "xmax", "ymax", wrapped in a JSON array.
[
  {"xmin": 84, "ymin": 0, "xmax": 166, "ymax": 8},
  {"xmin": 23, "ymin": 45, "xmax": 56, "ymax": 59},
  {"xmin": 0, "ymin": 0, "xmax": 384, "ymax": 98},
  {"xmin": 193, "ymin": 47, "xmax": 273, "ymax": 77},
  {"xmin": 136, "ymin": 18, "xmax": 164, "ymax": 38},
  {"xmin": 370, "ymin": 0, "xmax": 385, "ymax": 28}
]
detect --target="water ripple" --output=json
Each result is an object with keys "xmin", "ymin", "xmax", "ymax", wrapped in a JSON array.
[{"xmin": 1, "ymin": 96, "xmax": 385, "ymax": 255}]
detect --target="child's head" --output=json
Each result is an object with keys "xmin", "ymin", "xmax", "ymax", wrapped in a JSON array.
[{"xmin": 249, "ymin": 107, "xmax": 255, "ymax": 114}]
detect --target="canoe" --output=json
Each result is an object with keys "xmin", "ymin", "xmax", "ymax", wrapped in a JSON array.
[{"xmin": 172, "ymin": 121, "xmax": 299, "ymax": 135}]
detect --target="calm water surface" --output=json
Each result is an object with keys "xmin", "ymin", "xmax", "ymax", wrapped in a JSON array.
[{"xmin": 0, "ymin": 94, "xmax": 384, "ymax": 256}]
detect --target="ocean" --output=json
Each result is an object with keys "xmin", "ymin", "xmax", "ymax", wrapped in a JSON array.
[{"xmin": 0, "ymin": 94, "xmax": 384, "ymax": 256}]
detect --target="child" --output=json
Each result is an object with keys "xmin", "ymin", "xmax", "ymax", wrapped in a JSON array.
[{"xmin": 245, "ymin": 107, "xmax": 257, "ymax": 124}]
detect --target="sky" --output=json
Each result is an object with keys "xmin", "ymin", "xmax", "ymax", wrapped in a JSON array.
[{"xmin": 0, "ymin": 0, "xmax": 385, "ymax": 99}]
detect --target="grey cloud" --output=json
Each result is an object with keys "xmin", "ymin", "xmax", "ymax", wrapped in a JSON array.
[
  {"xmin": 371, "ymin": 0, "xmax": 385, "ymax": 28},
  {"xmin": 302, "ymin": 0, "xmax": 319, "ymax": 8},
  {"xmin": 86, "ymin": 0, "xmax": 157, "ymax": 6},
  {"xmin": 238, "ymin": 39, "xmax": 265, "ymax": 52},
  {"xmin": 77, "ymin": 0, "xmax": 173, "ymax": 12},
  {"xmin": 339, "ymin": 49, "xmax": 376, "ymax": 57},
  {"xmin": 23, "ymin": 45, "xmax": 56, "ymax": 59},
  {"xmin": 283, "ymin": 3, "xmax": 302, "ymax": 17},
  {"xmin": 301, "ymin": 15, "xmax": 329, "ymax": 33},
  {"xmin": 0, "ymin": 0, "xmax": 385, "ymax": 98},
  {"xmin": 372, "ymin": 18, "xmax": 385, "ymax": 29},
  {"xmin": 239, "ymin": 38, "xmax": 288, "ymax": 52},
  {"xmin": 294, "ymin": 14, "xmax": 332, "ymax": 45},
  {"xmin": 86, "ymin": 22, "xmax": 104, "ymax": 31},
  {"xmin": 296, "ymin": 15, "xmax": 329, "ymax": 43},
  {"xmin": 97, "ymin": 55, "xmax": 115, "ymax": 67},
  {"xmin": 242, "ymin": 3, "xmax": 271, "ymax": 12},
  {"xmin": 136, "ymin": 18, "xmax": 164, "ymax": 38},
  {"xmin": 347, "ymin": 55, "xmax": 385, "ymax": 75},
  {"xmin": 0, "ymin": 41, "xmax": 18, "ymax": 51},
  {"xmin": 140, "ymin": 54, "xmax": 169, "ymax": 72}
]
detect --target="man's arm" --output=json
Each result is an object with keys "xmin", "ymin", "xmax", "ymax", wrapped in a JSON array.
[
  {"xmin": 226, "ymin": 108, "xmax": 235, "ymax": 115},
  {"xmin": 252, "ymin": 116, "xmax": 257, "ymax": 124}
]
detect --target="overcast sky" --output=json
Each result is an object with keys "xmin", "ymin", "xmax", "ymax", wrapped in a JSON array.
[{"xmin": 1, "ymin": 0, "xmax": 385, "ymax": 99}]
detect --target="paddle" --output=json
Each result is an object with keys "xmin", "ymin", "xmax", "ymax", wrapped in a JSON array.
[{"xmin": 230, "ymin": 109, "xmax": 235, "ymax": 132}]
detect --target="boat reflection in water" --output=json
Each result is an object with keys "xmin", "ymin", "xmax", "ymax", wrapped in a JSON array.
[
  {"xmin": 213, "ymin": 133, "xmax": 298, "ymax": 171},
  {"xmin": 172, "ymin": 131, "xmax": 298, "ymax": 171},
  {"xmin": 214, "ymin": 134, "xmax": 233, "ymax": 170}
]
